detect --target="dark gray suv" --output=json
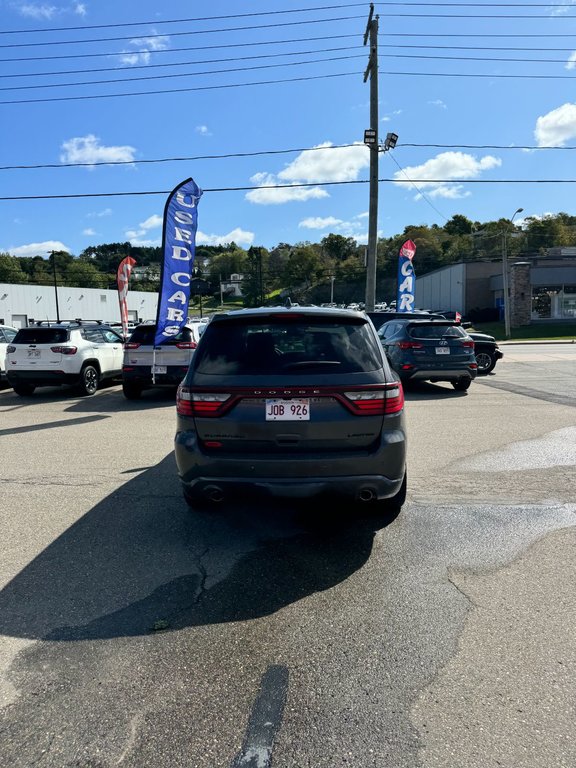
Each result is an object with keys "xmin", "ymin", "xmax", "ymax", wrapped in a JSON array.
[{"xmin": 174, "ymin": 306, "xmax": 407, "ymax": 512}]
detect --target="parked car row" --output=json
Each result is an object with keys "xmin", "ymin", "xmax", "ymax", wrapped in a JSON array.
[
  {"xmin": 2, "ymin": 318, "xmax": 207, "ymax": 398},
  {"xmin": 1, "ymin": 306, "xmax": 507, "ymax": 515}
]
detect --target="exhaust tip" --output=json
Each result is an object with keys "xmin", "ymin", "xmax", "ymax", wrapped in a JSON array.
[
  {"xmin": 358, "ymin": 488, "xmax": 376, "ymax": 502},
  {"xmin": 204, "ymin": 485, "xmax": 225, "ymax": 503}
]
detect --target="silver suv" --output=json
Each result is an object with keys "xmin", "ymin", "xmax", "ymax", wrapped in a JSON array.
[
  {"xmin": 174, "ymin": 306, "xmax": 407, "ymax": 512},
  {"xmin": 6, "ymin": 320, "xmax": 124, "ymax": 396},
  {"xmin": 121, "ymin": 321, "xmax": 207, "ymax": 399}
]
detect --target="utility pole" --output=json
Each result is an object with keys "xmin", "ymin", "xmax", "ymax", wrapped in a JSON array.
[
  {"xmin": 363, "ymin": 3, "xmax": 378, "ymax": 312},
  {"xmin": 50, "ymin": 250, "xmax": 61, "ymax": 322}
]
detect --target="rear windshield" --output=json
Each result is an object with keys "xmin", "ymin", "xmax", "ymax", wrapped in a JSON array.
[
  {"xmin": 128, "ymin": 325, "xmax": 193, "ymax": 344},
  {"xmin": 13, "ymin": 328, "xmax": 69, "ymax": 344},
  {"xmin": 193, "ymin": 317, "xmax": 383, "ymax": 375},
  {"xmin": 408, "ymin": 324, "xmax": 466, "ymax": 339}
]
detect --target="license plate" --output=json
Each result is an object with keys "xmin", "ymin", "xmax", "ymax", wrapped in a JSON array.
[
  {"xmin": 152, "ymin": 365, "xmax": 167, "ymax": 374},
  {"xmin": 435, "ymin": 347, "xmax": 450, "ymax": 355},
  {"xmin": 265, "ymin": 398, "xmax": 310, "ymax": 421},
  {"xmin": 27, "ymin": 350, "xmax": 41, "ymax": 358}
]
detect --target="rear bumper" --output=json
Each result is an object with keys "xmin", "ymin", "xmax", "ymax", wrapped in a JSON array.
[
  {"xmin": 122, "ymin": 365, "xmax": 189, "ymax": 388},
  {"xmin": 6, "ymin": 370, "xmax": 80, "ymax": 387},
  {"xmin": 400, "ymin": 366, "xmax": 477, "ymax": 383},
  {"xmin": 174, "ymin": 427, "xmax": 407, "ymax": 502}
]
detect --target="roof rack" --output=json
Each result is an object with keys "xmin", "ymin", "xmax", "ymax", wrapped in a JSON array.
[{"xmin": 32, "ymin": 319, "xmax": 104, "ymax": 327}]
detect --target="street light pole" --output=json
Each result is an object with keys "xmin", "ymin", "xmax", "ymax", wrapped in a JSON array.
[
  {"xmin": 502, "ymin": 207, "xmax": 523, "ymax": 338},
  {"xmin": 330, "ymin": 275, "xmax": 335, "ymax": 304}
]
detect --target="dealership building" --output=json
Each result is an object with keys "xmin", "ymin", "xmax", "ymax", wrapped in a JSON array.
[
  {"xmin": 414, "ymin": 248, "xmax": 576, "ymax": 325},
  {"xmin": 0, "ymin": 282, "xmax": 159, "ymax": 328}
]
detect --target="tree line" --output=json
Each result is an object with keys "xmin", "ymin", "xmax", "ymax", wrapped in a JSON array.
[{"xmin": 2, "ymin": 212, "xmax": 575, "ymax": 307}]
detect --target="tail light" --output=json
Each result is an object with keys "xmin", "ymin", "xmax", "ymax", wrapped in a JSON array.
[
  {"xmin": 397, "ymin": 341, "xmax": 424, "ymax": 350},
  {"xmin": 50, "ymin": 346, "xmax": 78, "ymax": 355},
  {"xmin": 124, "ymin": 342, "xmax": 141, "ymax": 349},
  {"xmin": 176, "ymin": 341, "xmax": 198, "ymax": 350},
  {"xmin": 342, "ymin": 383, "xmax": 404, "ymax": 415},
  {"xmin": 177, "ymin": 386, "xmax": 231, "ymax": 417},
  {"xmin": 462, "ymin": 340, "xmax": 475, "ymax": 349}
]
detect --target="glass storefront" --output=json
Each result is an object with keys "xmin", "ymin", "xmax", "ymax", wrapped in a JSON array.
[{"xmin": 531, "ymin": 285, "xmax": 576, "ymax": 319}]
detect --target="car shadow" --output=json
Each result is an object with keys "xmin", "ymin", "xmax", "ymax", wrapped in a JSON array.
[
  {"xmin": 402, "ymin": 381, "xmax": 472, "ymax": 400},
  {"xmin": 0, "ymin": 454, "xmax": 393, "ymax": 642}
]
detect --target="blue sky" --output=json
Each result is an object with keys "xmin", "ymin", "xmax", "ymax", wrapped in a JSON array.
[{"xmin": 3, "ymin": 0, "xmax": 576, "ymax": 260}]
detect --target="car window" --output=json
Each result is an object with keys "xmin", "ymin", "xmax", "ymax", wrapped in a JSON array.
[
  {"xmin": 0, "ymin": 328, "xmax": 17, "ymax": 343},
  {"xmin": 13, "ymin": 327, "xmax": 69, "ymax": 344},
  {"xmin": 193, "ymin": 318, "xmax": 383, "ymax": 375},
  {"xmin": 408, "ymin": 324, "xmax": 466, "ymax": 339},
  {"xmin": 102, "ymin": 329, "xmax": 123, "ymax": 343},
  {"xmin": 127, "ymin": 325, "xmax": 192, "ymax": 345},
  {"xmin": 82, "ymin": 327, "xmax": 105, "ymax": 343}
]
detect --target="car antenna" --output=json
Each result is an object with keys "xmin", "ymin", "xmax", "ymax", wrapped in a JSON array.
[{"xmin": 285, "ymin": 297, "xmax": 292, "ymax": 308}]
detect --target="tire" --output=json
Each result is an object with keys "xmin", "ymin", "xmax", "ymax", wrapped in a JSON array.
[
  {"xmin": 13, "ymin": 383, "xmax": 35, "ymax": 396},
  {"xmin": 78, "ymin": 364, "xmax": 99, "ymax": 396},
  {"xmin": 475, "ymin": 350, "xmax": 496, "ymax": 375},
  {"xmin": 122, "ymin": 382, "xmax": 142, "ymax": 400},
  {"xmin": 452, "ymin": 377, "xmax": 471, "ymax": 391}
]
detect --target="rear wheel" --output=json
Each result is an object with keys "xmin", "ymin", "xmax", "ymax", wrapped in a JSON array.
[
  {"xmin": 78, "ymin": 364, "xmax": 99, "ymax": 396},
  {"xmin": 122, "ymin": 382, "xmax": 142, "ymax": 400},
  {"xmin": 13, "ymin": 383, "xmax": 35, "ymax": 396},
  {"xmin": 475, "ymin": 351, "xmax": 496, "ymax": 375},
  {"xmin": 452, "ymin": 377, "xmax": 471, "ymax": 391}
]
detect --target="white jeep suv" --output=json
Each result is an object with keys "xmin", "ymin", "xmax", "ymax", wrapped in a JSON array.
[{"xmin": 6, "ymin": 320, "xmax": 124, "ymax": 396}]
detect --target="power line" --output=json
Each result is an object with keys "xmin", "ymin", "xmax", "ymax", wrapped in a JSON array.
[
  {"xmin": 0, "ymin": 44, "xmax": 361, "ymax": 80},
  {"xmin": 6, "ymin": 47, "xmax": 575, "ymax": 83},
  {"xmin": 0, "ymin": 3, "xmax": 368, "ymax": 35},
  {"xmin": 3, "ymin": 178, "xmax": 576, "ymax": 202},
  {"xmin": 3, "ymin": 141, "xmax": 575, "ymax": 173},
  {"xmin": 0, "ymin": 52, "xmax": 364, "ymax": 93},
  {"xmin": 385, "ymin": 154, "xmax": 450, "ymax": 222},
  {"xmin": 0, "ymin": 70, "xmax": 360, "ymax": 105},
  {"xmin": 0, "ymin": 14, "xmax": 365, "ymax": 50},
  {"xmin": 0, "ymin": 33, "xmax": 358, "ymax": 64}
]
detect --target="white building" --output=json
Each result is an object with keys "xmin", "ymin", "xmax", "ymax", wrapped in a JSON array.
[{"xmin": 0, "ymin": 282, "xmax": 159, "ymax": 328}]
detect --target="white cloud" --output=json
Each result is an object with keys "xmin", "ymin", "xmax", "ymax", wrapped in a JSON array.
[
  {"xmin": 87, "ymin": 208, "xmax": 113, "ymax": 218},
  {"xmin": 429, "ymin": 99, "xmax": 447, "ymax": 109},
  {"xmin": 534, "ymin": 103, "xmax": 576, "ymax": 146},
  {"xmin": 246, "ymin": 142, "xmax": 368, "ymax": 205},
  {"xmin": 124, "ymin": 214, "xmax": 162, "ymax": 241},
  {"xmin": 278, "ymin": 142, "xmax": 368, "ymax": 183},
  {"xmin": 139, "ymin": 214, "xmax": 163, "ymax": 230},
  {"xmin": 565, "ymin": 52, "xmax": 576, "ymax": 70},
  {"xmin": 393, "ymin": 151, "xmax": 501, "ymax": 199},
  {"xmin": 196, "ymin": 125, "xmax": 212, "ymax": 136},
  {"xmin": 551, "ymin": 0, "xmax": 576, "ymax": 16},
  {"xmin": 17, "ymin": 2, "xmax": 86, "ymax": 19},
  {"xmin": 196, "ymin": 228, "xmax": 254, "ymax": 247},
  {"xmin": 5, "ymin": 241, "xmax": 71, "ymax": 257},
  {"xmin": 299, "ymin": 216, "xmax": 344, "ymax": 230},
  {"xmin": 118, "ymin": 32, "xmax": 171, "ymax": 66},
  {"xmin": 82, "ymin": 228, "xmax": 96, "ymax": 236},
  {"xmin": 18, "ymin": 4, "xmax": 59, "ymax": 19},
  {"xmin": 60, "ymin": 135, "xmax": 137, "ymax": 167},
  {"xmin": 246, "ymin": 178, "xmax": 329, "ymax": 205}
]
